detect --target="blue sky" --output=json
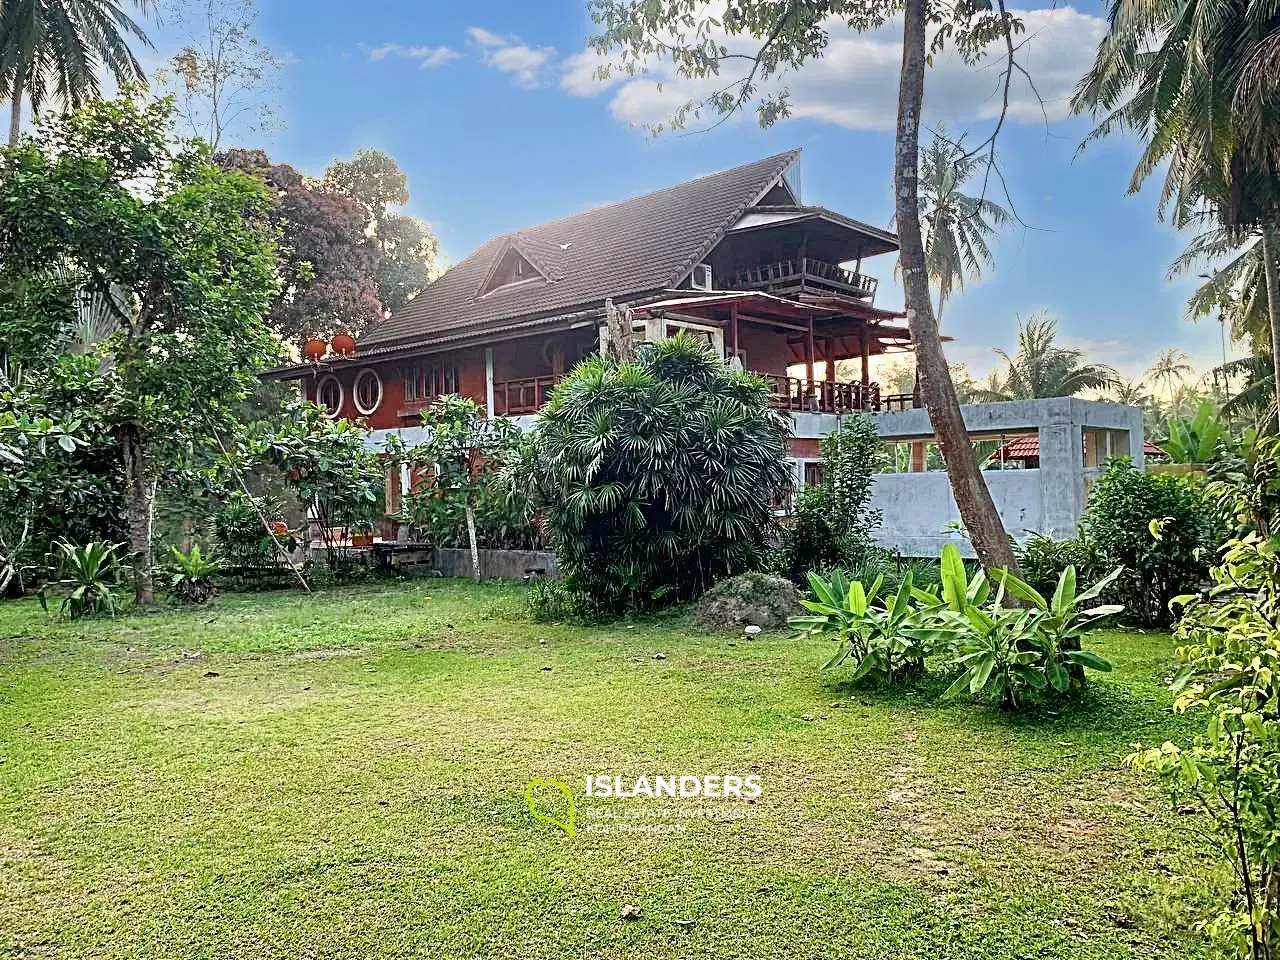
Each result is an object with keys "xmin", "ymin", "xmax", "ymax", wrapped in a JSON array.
[{"xmin": 142, "ymin": 0, "xmax": 1240, "ymax": 383}]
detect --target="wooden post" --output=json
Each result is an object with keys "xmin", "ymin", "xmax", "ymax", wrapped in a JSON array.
[
  {"xmin": 805, "ymin": 316, "xmax": 815, "ymax": 383},
  {"xmin": 730, "ymin": 304, "xmax": 739, "ymax": 361},
  {"xmin": 859, "ymin": 328, "xmax": 871, "ymax": 385},
  {"xmin": 825, "ymin": 337, "xmax": 836, "ymax": 382}
]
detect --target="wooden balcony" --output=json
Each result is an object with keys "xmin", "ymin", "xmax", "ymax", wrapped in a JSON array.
[
  {"xmin": 493, "ymin": 375, "xmax": 560, "ymax": 416},
  {"xmin": 727, "ymin": 257, "xmax": 878, "ymax": 301},
  {"xmin": 764, "ymin": 375, "xmax": 882, "ymax": 414}
]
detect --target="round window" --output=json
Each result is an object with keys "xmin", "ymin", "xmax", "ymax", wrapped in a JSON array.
[
  {"xmin": 353, "ymin": 369, "xmax": 383, "ymax": 415},
  {"xmin": 316, "ymin": 375, "xmax": 343, "ymax": 418}
]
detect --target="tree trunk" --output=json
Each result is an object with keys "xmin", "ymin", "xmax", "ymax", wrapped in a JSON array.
[
  {"xmin": 1262, "ymin": 225, "xmax": 1280, "ymax": 431},
  {"xmin": 8, "ymin": 73, "xmax": 23, "ymax": 145},
  {"xmin": 894, "ymin": 0, "xmax": 1019, "ymax": 573},
  {"xmin": 119, "ymin": 424, "xmax": 156, "ymax": 605},
  {"xmin": 465, "ymin": 502, "xmax": 481, "ymax": 580}
]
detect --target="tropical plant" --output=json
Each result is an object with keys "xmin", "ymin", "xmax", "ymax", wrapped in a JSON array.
[
  {"xmin": 916, "ymin": 125, "xmax": 1010, "ymax": 325},
  {"xmin": 1130, "ymin": 530, "xmax": 1280, "ymax": 959},
  {"xmin": 1081, "ymin": 460, "xmax": 1223, "ymax": 626},
  {"xmin": 789, "ymin": 568, "xmax": 946, "ymax": 684},
  {"xmin": 1109, "ymin": 378, "xmax": 1151, "ymax": 407},
  {"xmin": 1147, "ymin": 349, "xmax": 1194, "ymax": 398},
  {"xmin": 37, "ymin": 539, "xmax": 124, "ymax": 619},
  {"xmin": 0, "ymin": 0, "xmax": 154, "ymax": 144},
  {"xmin": 524, "ymin": 334, "xmax": 791, "ymax": 612},
  {"xmin": 972, "ymin": 313, "xmax": 1120, "ymax": 401},
  {"xmin": 165, "ymin": 543, "xmax": 219, "ymax": 604},
  {"xmin": 1160, "ymin": 401, "xmax": 1228, "ymax": 464},
  {"xmin": 940, "ymin": 546, "xmax": 1119, "ymax": 707},
  {"xmin": 1014, "ymin": 531, "xmax": 1101, "ymax": 600}
]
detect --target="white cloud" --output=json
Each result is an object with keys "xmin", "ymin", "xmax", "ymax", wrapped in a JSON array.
[
  {"xmin": 369, "ymin": 44, "xmax": 462, "ymax": 69},
  {"xmin": 564, "ymin": 6, "xmax": 1106, "ymax": 132},
  {"xmin": 466, "ymin": 26, "xmax": 556, "ymax": 88}
]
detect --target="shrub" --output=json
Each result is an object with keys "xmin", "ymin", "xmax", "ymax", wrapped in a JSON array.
[
  {"xmin": 165, "ymin": 545, "xmax": 220, "ymax": 605},
  {"xmin": 1080, "ymin": 461, "xmax": 1222, "ymax": 627},
  {"xmin": 526, "ymin": 578, "xmax": 607, "ymax": 624},
  {"xmin": 526, "ymin": 334, "xmax": 791, "ymax": 612},
  {"xmin": 37, "ymin": 540, "xmax": 125, "ymax": 619},
  {"xmin": 775, "ymin": 487, "xmax": 845, "ymax": 583},
  {"xmin": 691, "ymin": 572, "xmax": 803, "ymax": 632},
  {"xmin": 1014, "ymin": 532, "xmax": 1102, "ymax": 599},
  {"xmin": 1130, "ymin": 532, "xmax": 1280, "ymax": 958}
]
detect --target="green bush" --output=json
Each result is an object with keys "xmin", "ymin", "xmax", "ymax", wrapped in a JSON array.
[
  {"xmin": 526, "ymin": 334, "xmax": 791, "ymax": 612},
  {"xmin": 1080, "ymin": 461, "xmax": 1222, "ymax": 627},
  {"xmin": 526, "ymin": 578, "xmax": 606, "ymax": 624},
  {"xmin": 37, "ymin": 540, "xmax": 125, "ymax": 619},
  {"xmin": 775, "ymin": 487, "xmax": 846, "ymax": 583},
  {"xmin": 164, "ymin": 544, "xmax": 220, "ymax": 605},
  {"xmin": 1014, "ymin": 532, "xmax": 1102, "ymax": 599}
]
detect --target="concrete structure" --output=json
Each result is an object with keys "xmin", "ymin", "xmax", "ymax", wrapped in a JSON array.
[
  {"xmin": 851, "ymin": 398, "xmax": 1144, "ymax": 558},
  {"xmin": 432, "ymin": 548, "xmax": 557, "ymax": 580}
]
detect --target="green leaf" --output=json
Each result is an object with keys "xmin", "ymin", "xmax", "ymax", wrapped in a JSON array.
[
  {"xmin": 1051, "ymin": 565, "xmax": 1076, "ymax": 618},
  {"xmin": 1063, "ymin": 650, "xmax": 1113, "ymax": 672}
]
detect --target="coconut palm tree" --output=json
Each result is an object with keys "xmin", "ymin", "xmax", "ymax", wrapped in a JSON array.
[
  {"xmin": 1110, "ymin": 378, "xmax": 1150, "ymax": 406},
  {"xmin": 0, "ymin": 0, "xmax": 154, "ymax": 145},
  {"xmin": 1072, "ymin": 0, "xmax": 1280, "ymax": 423},
  {"xmin": 973, "ymin": 313, "xmax": 1120, "ymax": 402},
  {"xmin": 1146, "ymin": 349, "xmax": 1193, "ymax": 398},
  {"xmin": 916, "ymin": 126, "xmax": 1010, "ymax": 325}
]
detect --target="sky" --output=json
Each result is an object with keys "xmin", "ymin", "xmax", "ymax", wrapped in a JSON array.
[{"xmin": 135, "ymin": 0, "xmax": 1243, "ymax": 385}]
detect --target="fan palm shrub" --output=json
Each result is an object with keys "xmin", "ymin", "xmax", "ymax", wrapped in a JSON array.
[{"xmin": 525, "ymin": 334, "xmax": 792, "ymax": 612}]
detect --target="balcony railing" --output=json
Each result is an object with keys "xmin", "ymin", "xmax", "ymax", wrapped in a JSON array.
[
  {"xmin": 764, "ymin": 376, "xmax": 882, "ymax": 414},
  {"xmin": 728, "ymin": 257, "xmax": 878, "ymax": 301},
  {"xmin": 493, "ymin": 375, "xmax": 560, "ymax": 416}
]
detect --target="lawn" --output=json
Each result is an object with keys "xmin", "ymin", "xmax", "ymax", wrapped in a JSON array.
[{"xmin": 0, "ymin": 579, "xmax": 1214, "ymax": 959}]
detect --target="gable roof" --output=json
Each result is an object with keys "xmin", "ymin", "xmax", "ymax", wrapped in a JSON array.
[{"xmin": 358, "ymin": 150, "xmax": 803, "ymax": 351}]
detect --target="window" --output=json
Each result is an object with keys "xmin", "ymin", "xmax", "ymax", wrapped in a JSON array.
[
  {"xmin": 353, "ymin": 369, "xmax": 383, "ymax": 415},
  {"xmin": 404, "ymin": 362, "xmax": 460, "ymax": 403},
  {"xmin": 803, "ymin": 462, "xmax": 825, "ymax": 487},
  {"xmin": 480, "ymin": 247, "xmax": 542, "ymax": 295},
  {"xmin": 316, "ymin": 375, "xmax": 343, "ymax": 418}
]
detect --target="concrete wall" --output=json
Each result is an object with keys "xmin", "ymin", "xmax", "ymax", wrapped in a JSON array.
[{"xmin": 432, "ymin": 548, "xmax": 558, "ymax": 580}]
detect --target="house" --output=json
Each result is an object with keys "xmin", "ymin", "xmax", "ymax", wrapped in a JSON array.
[{"xmin": 266, "ymin": 150, "xmax": 915, "ymax": 485}]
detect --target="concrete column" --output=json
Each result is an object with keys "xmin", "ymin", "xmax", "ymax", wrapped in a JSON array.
[
  {"xmin": 484, "ymin": 347, "xmax": 495, "ymax": 417},
  {"xmin": 1038, "ymin": 398, "xmax": 1083, "ymax": 538}
]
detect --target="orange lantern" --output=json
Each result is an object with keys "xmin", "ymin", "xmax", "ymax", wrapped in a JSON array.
[
  {"xmin": 302, "ymin": 338, "xmax": 327, "ymax": 361},
  {"xmin": 331, "ymin": 332, "xmax": 356, "ymax": 356}
]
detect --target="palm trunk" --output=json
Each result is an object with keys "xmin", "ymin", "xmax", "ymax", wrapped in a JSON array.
[
  {"xmin": 465, "ymin": 503, "xmax": 481, "ymax": 579},
  {"xmin": 8, "ymin": 73, "xmax": 24, "ymax": 145},
  {"xmin": 1262, "ymin": 225, "xmax": 1280, "ymax": 431},
  {"xmin": 894, "ymin": 0, "xmax": 1019, "ymax": 573},
  {"xmin": 119, "ymin": 424, "xmax": 156, "ymax": 605}
]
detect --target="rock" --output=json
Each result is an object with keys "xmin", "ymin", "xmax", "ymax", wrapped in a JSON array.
[
  {"xmin": 801, "ymin": 714, "xmax": 815, "ymax": 722},
  {"xmin": 1177, "ymin": 804, "xmax": 1199, "ymax": 815},
  {"xmin": 691, "ymin": 573, "xmax": 804, "ymax": 633},
  {"xmin": 652, "ymin": 652, "xmax": 666, "ymax": 660},
  {"xmin": 675, "ymin": 918, "xmax": 695, "ymax": 931},
  {"xmin": 620, "ymin": 904, "xmax": 642, "ymax": 921},
  {"xmin": 538, "ymin": 639, "xmax": 547, "ymax": 646},
  {"xmin": 202, "ymin": 671, "xmax": 220, "ymax": 679},
  {"xmin": 540, "ymin": 666, "xmax": 553, "ymax": 672}
]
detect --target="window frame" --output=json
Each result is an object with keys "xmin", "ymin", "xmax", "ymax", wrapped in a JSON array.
[
  {"xmin": 353, "ymin": 369, "xmax": 383, "ymax": 416},
  {"xmin": 316, "ymin": 374, "xmax": 344, "ymax": 419}
]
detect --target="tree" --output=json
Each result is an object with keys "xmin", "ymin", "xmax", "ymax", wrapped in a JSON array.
[
  {"xmin": 1073, "ymin": 0, "xmax": 1280, "ymax": 425},
  {"xmin": 155, "ymin": 0, "xmax": 280, "ymax": 150},
  {"xmin": 1109, "ymin": 378, "xmax": 1150, "ymax": 407},
  {"xmin": 217, "ymin": 148, "xmax": 383, "ymax": 341},
  {"xmin": 917, "ymin": 125, "xmax": 1010, "ymax": 325},
  {"xmin": 0, "ymin": 96, "xmax": 281, "ymax": 604},
  {"xmin": 973, "ymin": 313, "xmax": 1119, "ymax": 401},
  {"xmin": 588, "ymin": 0, "xmax": 1029, "ymax": 573},
  {"xmin": 0, "ymin": 0, "xmax": 153, "ymax": 144},
  {"xmin": 1146, "ymin": 349, "xmax": 1193, "ymax": 399},
  {"xmin": 325, "ymin": 148, "xmax": 440, "ymax": 314}
]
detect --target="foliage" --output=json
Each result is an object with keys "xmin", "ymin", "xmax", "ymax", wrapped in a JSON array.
[
  {"xmin": 691, "ymin": 571, "xmax": 803, "ymax": 632},
  {"xmin": 37, "ymin": 540, "xmax": 125, "ymax": 619},
  {"xmin": 525, "ymin": 334, "xmax": 791, "ymax": 612},
  {"xmin": 1081, "ymin": 461, "xmax": 1222, "ymax": 627},
  {"xmin": 1014, "ymin": 532, "xmax": 1101, "ymax": 600},
  {"xmin": 155, "ymin": 0, "xmax": 280, "ymax": 149},
  {"xmin": 971, "ymin": 312, "xmax": 1121, "ymax": 401},
  {"xmin": 249, "ymin": 400, "xmax": 382, "ymax": 576},
  {"xmin": 216, "ymin": 149, "xmax": 382, "ymax": 341},
  {"xmin": 1130, "ymin": 532, "xmax": 1280, "ymax": 959},
  {"xmin": 0, "ymin": 0, "xmax": 152, "ymax": 143},
  {"xmin": 1160, "ymin": 401, "xmax": 1228, "ymax": 465},
  {"xmin": 0, "ymin": 94, "xmax": 282, "ymax": 604},
  {"xmin": 526, "ymin": 578, "xmax": 607, "ymax": 625},
  {"xmin": 324, "ymin": 149, "xmax": 438, "ymax": 313},
  {"xmin": 164, "ymin": 544, "xmax": 219, "ymax": 605},
  {"xmin": 775, "ymin": 487, "xmax": 845, "ymax": 584},
  {"xmin": 791, "ymin": 568, "xmax": 946, "ymax": 684}
]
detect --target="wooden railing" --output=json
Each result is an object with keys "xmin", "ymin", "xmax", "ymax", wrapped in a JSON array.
[
  {"xmin": 728, "ymin": 257, "xmax": 878, "ymax": 300},
  {"xmin": 764, "ymin": 376, "xmax": 882, "ymax": 414},
  {"xmin": 880, "ymin": 392, "xmax": 921, "ymax": 411},
  {"xmin": 493, "ymin": 375, "xmax": 560, "ymax": 416}
]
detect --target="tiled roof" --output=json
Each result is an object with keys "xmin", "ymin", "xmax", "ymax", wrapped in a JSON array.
[
  {"xmin": 358, "ymin": 150, "xmax": 803, "ymax": 351},
  {"xmin": 992, "ymin": 435, "xmax": 1166, "ymax": 460}
]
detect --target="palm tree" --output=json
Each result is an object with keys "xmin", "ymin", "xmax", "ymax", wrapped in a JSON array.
[
  {"xmin": 1110, "ymin": 378, "xmax": 1150, "ymax": 406},
  {"xmin": 1072, "ymin": 0, "xmax": 1280, "ymax": 423},
  {"xmin": 1146, "ymin": 349, "xmax": 1193, "ymax": 398},
  {"xmin": 0, "ymin": 0, "xmax": 154, "ymax": 145},
  {"xmin": 917, "ymin": 125, "xmax": 1010, "ymax": 325},
  {"xmin": 973, "ymin": 312, "xmax": 1120, "ymax": 401}
]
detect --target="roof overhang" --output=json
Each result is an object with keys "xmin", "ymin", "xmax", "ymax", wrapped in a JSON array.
[{"xmin": 727, "ymin": 206, "xmax": 899, "ymax": 259}]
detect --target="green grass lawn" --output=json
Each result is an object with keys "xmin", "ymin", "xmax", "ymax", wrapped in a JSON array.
[{"xmin": 0, "ymin": 579, "xmax": 1215, "ymax": 959}]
